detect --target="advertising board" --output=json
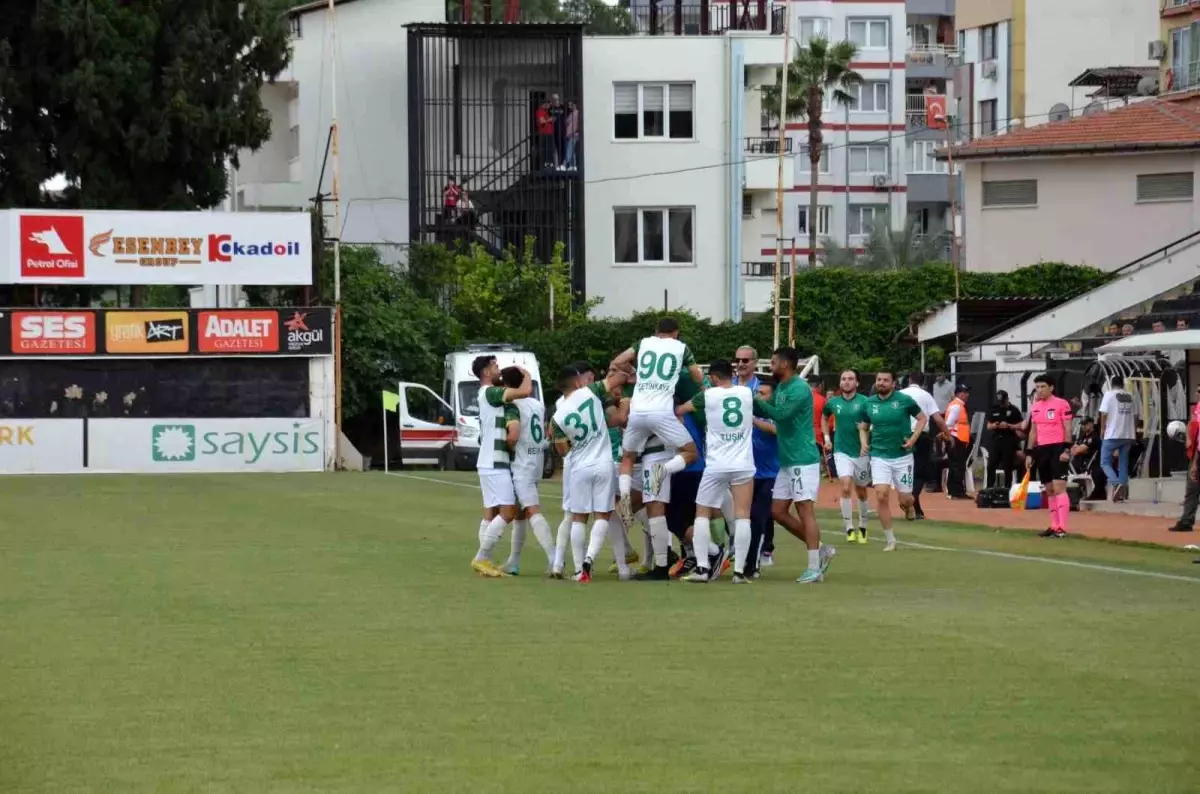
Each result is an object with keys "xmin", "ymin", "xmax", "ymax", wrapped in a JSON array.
[
  {"xmin": 88, "ymin": 418, "xmax": 325, "ymax": 473},
  {"xmin": 2, "ymin": 209, "xmax": 311, "ymax": 285},
  {"xmin": 0, "ymin": 308, "xmax": 332, "ymax": 357},
  {"xmin": 0, "ymin": 420, "xmax": 85, "ymax": 474}
]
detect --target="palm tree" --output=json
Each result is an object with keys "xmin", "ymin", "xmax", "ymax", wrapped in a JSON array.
[
  {"xmin": 762, "ymin": 37, "xmax": 862, "ymax": 270},
  {"xmin": 855, "ymin": 218, "xmax": 947, "ymax": 271}
]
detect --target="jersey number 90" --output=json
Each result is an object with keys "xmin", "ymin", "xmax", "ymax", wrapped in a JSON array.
[{"xmin": 638, "ymin": 350, "xmax": 679, "ymax": 381}]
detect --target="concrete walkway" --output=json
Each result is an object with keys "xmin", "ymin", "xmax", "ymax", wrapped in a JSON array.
[{"xmin": 820, "ymin": 482, "xmax": 1198, "ymax": 549}]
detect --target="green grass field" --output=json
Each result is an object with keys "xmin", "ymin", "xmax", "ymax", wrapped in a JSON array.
[{"xmin": 1, "ymin": 472, "xmax": 1198, "ymax": 793}]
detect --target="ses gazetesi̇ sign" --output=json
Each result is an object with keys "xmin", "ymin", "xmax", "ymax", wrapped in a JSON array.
[{"xmin": 2, "ymin": 209, "xmax": 311, "ymax": 285}]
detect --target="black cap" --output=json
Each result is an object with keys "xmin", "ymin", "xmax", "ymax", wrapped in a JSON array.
[
  {"xmin": 996, "ymin": 390, "xmax": 1008, "ymax": 401},
  {"xmin": 956, "ymin": 382, "xmax": 971, "ymax": 392}
]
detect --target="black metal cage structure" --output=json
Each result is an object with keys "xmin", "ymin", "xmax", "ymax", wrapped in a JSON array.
[{"xmin": 407, "ymin": 23, "xmax": 586, "ymax": 294}]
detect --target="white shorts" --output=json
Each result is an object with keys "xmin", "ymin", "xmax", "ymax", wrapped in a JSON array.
[
  {"xmin": 622, "ymin": 410, "xmax": 692, "ymax": 454},
  {"xmin": 480, "ymin": 469, "xmax": 516, "ymax": 508},
  {"xmin": 833, "ymin": 452, "xmax": 871, "ymax": 487},
  {"xmin": 513, "ymin": 475, "xmax": 540, "ymax": 509},
  {"xmin": 560, "ymin": 457, "xmax": 573, "ymax": 511},
  {"xmin": 772, "ymin": 464, "xmax": 821, "ymax": 504},
  {"xmin": 697, "ymin": 468, "xmax": 754, "ymax": 509},
  {"xmin": 638, "ymin": 451, "xmax": 674, "ymax": 504},
  {"xmin": 567, "ymin": 462, "xmax": 616, "ymax": 515},
  {"xmin": 871, "ymin": 455, "xmax": 915, "ymax": 494}
]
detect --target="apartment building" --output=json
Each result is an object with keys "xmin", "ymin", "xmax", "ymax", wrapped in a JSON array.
[
  {"xmin": 231, "ymin": 0, "xmax": 444, "ymax": 248},
  {"xmin": 1162, "ymin": 0, "xmax": 1200, "ymax": 94},
  {"xmin": 955, "ymin": 0, "xmax": 1159, "ymax": 140}
]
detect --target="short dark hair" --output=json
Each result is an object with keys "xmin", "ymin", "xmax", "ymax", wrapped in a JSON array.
[
  {"xmin": 907, "ymin": 371, "xmax": 924, "ymax": 387},
  {"xmin": 772, "ymin": 346, "xmax": 800, "ymax": 370},
  {"xmin": 708, "ymin": 359, "xmax": 733, "ymax": 381},
  {"xmin": 558, "ymin": 365, "xmax": 580, "ymax": 390},
  {"xmin": 500, "ymin": 366, "xmax": 522, "ymax": 389},
  {"xmin": 471, "ymin": 355, "xmax": 496, "ymax": 378},
  {"xmin": 1111, "ymin": 375, "xmax": 1125, "ymax": 388},
  {"xmin": 807, "ymin": 375, "xmax": 823, "ymax": 386},
  {"xmin": 657, "ymin": 316, "xmax": 680, "ymax": 334},
  {"xmin": 1034, "ymin": 373, "xmax": 1056, "ymax": 389},
  {"xmin": 570, "ymin": 360, "xmax": 594, "ymax": 377},
  {"xmin": 876, "ymin": 370, "xmax": 896, "ymax": 382}
]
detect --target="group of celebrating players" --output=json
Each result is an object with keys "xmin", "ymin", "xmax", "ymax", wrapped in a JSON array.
[{"xmin": 467, "ymin": 317, "xmax": 934, "ymax": 584}]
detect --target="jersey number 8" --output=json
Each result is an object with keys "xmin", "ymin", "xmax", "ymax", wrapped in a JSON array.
[
  {"xmin": 638, "ymin": 350, "xmax": 679, "ymax": 381},
  {"xmin": 721, "ymin": 396, "xmax": 743, "ymax": 428}
]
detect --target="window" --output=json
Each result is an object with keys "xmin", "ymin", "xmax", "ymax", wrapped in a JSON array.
[
  {"xmin": 908, "ymin": 24, "xmax": 933, "ymax": 48},
  {"xmin": 907, "ymin": 140, "xmax": 948, "ymax": 174},
  {"xmin": 614, "ymin": 208, "xmax": 694, "ymax": 264},
  {"xmin": 958, "ymin": 30, "xmax": 966, "ymax": 54},
  {"xmin": 800, "ymin": 144, "xmax": 831, "ymax": 174},
  {"xmin": 797, "ymin": 206, "xmax": 831, "ymax": 236},
  {"xmin": 849, "ymin": 145, "xmax": 889, "ymax": 175},
  {"xmin": 614, "ymin": 83, "xmax": 694, "ymax": 140},
  {"xmin": 1137, "ymin": 172, "xmax": 1195, "ymax": 202},
  {"xmin": 799, "ymin": 17, "xmax": 831, "ymax": 45},
  {"xmin": 979, "ymin": 99, "xmax": 998, "ymax": 135},
  {"xmin": 981, "ymin": 24, "xmax": 997, "ymax": 60},
  {"xmin": 742, "ymin": 192, "xmax": 753, "ymax": 218},
  {"xmin": 849, "ymin": 19, "xmax": 889, "ymax": 49},
  {"xmin": 848, "ymin": 205, "xmax": 888, "ymax": 236},
  {"xmin": 287, "ymin": 125, "xmax": 300, "ymax": 162},
  {"xmin": 850, "ymin": 82, "xmax": 890, "ymax": 113},
  {"xmin": 289, "ymin": 15, "xmax": 302, "ymax": 38},
  {"xmin": 982, "ymin": 179, "xmax": 1037, "ymax": 207}
]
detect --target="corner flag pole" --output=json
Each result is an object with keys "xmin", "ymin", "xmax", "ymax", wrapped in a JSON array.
[{"xmin": 382, "ymin": 397, "xmax": 389, "ymax": 473}]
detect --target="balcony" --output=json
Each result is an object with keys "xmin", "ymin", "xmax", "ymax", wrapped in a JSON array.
[
  {"xmin": 237, "ymin": 180, "xmax": 307, "ymax": 211},
  {"xmin": 907, "ymin": 0, "xmax": 954, "ymax": 14},
  {"xmin": 1166, "ymin": 62, "xmax": 1200, "ymax": 94},
  {"xmin": 742, "ymin": 260, "xmax": 793, "ymax": 278},
  {"xmin": 743, "ymin": 137, "xmax": 795, "ymax": 191},
  {"xmin": 623, "ymin": 0, "xmax": 785, "ymax": 36},
  {"xmin": 906, "ymin": 44, "xmax": 958, "ymax": 78},
  {"xmin": 907, "ymin": 173, "xmax": 957, "ymax": 204},
  {"xmin": 906, "ymin": 93, "xmax": 955, "ymax": 139}
]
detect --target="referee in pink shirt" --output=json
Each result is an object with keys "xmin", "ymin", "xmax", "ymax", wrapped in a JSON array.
[{"xmin": 1025, "ymin": 374, "xmax": 1074, "ymax": 538}]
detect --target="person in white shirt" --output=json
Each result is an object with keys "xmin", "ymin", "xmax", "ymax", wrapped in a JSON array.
[
  {"xmin": 1098, "ymin": 376, "xmax": 1137, "ymax": 502},
  {"xmin": 932, "ymin": 373, "xmax": 954, "ymax": 413},
  {"xmin": 676, "ymin": 359, "xmax": 756, "ymax": 584},
  {"xmin": 497, "ymin": 366, "xmax": 557, "ymax": 576},
  {"xmin": 899, "ymin": 372, "xmax": 950, "ymax": 520}
]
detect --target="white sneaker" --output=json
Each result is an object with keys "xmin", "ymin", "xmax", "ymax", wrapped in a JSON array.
[
  {"xmin": 760, "ymin": 553, "xmax": 774, "ymax": 568},
  {"xmin": 883, "ymin": 540, "xmax": 897, "ymax": 552},
  {"xmin": 819, "ymin": 544, "xmax": 836, "ymax": 574},
  {"xmin": 617, "ymin": 568, "xmax": 634, "ymax": 581}
]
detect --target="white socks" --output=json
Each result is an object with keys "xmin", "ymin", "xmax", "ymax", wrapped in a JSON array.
[
  {"xmin": 506, "ymin": 519, "xmax": 527, "ymax": 566},
  {"xmin": 609, "ymin": 518, "xmax": 630, "ymax": 576},
  {"xmin": 884, "ymin": 529, "xmax": 896, "ymax": 543},
  {"xmin": 584, "ymin": 519, "xmax": 610, "ymax": 566},
  {"xmin": 648, "ymin": 515, "xmax": 670, "ymax": 567},
  {"xmin": 693, "ymin": 517, "xmax": 713, "ymax": 570},
  {"xmin": 807, "ymin": 548, "xmax": 820, "ymax": 571},
  {"xmin": 638, "ymin": 508, "xmax": 652, "ymax": 565},
  {"xmin": 663, "ymin": 454, "xmax": 687, "ymax": 476},
  {"xmin": 475, "ymin": 515, "xmax": 508, "ymax": 562},
  {"xmin": 859, "ymin": 498, "xmax": 870, "ymax": 528},
  {"xmin": 553, "ymin": 516, "xmax": 571, "ymax": 571},
  {"xmin": 840, "ymin": 497, "xmax": 853, "ymax": 530},
  {"xmin": 529, "ymin": 513, "xmax": 555, "ymax": 561},
  {"xmin": 618, "ymin": 474, "xmax": 633, "ymax": 498},
  {"xmin": 475, "ymin": 519, "xmax": 490, "ymax": 562},
  {"xmin": 733, "ymin": 517, "xmax": 751, "ymax": 574},
  {"xmin": 570, "ymin": 521, "xmax": 586, "ymax": 573}
]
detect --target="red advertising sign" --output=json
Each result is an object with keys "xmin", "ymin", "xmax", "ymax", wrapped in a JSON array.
[
  {"xmin": 19, "ymin": 214, "xmax": 86, "ymax": 278},
  {"xmin": 11, "ymin": 311, "xmax": 97, "ymax": 354},
  {"xmin": 925, "ymin": 94, "xmax": 948, "ymax": 130},
  {"xmin": 197, "ymin": 310, "xmax": 279, "ymax": 353}
]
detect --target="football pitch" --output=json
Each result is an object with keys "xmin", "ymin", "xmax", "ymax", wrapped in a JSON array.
[{"xmin": 1, "ymin": 473, "xmax": 1198, "ymax": 792}]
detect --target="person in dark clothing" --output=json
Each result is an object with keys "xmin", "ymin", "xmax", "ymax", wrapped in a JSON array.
[
  {"xmin": 548, "ymin": 93, "xmax": 567, "ymax": 168},
  {"xmin": 899, "ymin": 372, "xmax": 948, "ymax": 520},
  {"xmin": 986, "ymin": 390, "xmax": 1024, "ymax": 489},
  {"xmin": 1070, "ymin": 416, "xmax": 1106, "ymax": 500}
]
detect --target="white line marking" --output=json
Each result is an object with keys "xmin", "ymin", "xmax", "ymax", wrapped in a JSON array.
[{"xmin": 384, "ymin": 472, "xmax": 1200, "ymax": 584}]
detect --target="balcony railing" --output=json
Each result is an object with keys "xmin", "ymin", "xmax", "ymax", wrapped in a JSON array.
[
  {"xmin": 742, "ymin": 260, "xmax": 793, "ymax": 278},
  {"xmin": 744, "ymin": 136, "xmax": 793, "ymax": 154},
  {"xmin": 906, "ymin": 44, "xmax": 959, "ymax": 65},
  {"xmin": 623, "ymin": 0, "xmax": 785, "ymax": 36},
  {"xmin": 1167, "ymin": 62, "xmax": 1200, "ymax": 93},
  {"xmin": 906, "ymin": 93, "xmax": 954, "ymax": 130}
]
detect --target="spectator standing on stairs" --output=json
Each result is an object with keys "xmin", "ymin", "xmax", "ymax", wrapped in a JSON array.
[
  {"xmin": 549, "ymin": 93, "xmax": 567, "ymax": 168},
  {"xmin": 536, "ymin": 102, "xmax": 557, "ymax": 169},
  {"xmin": 563, "ymin": 101, "xmax": 580, "ymax": 170}
]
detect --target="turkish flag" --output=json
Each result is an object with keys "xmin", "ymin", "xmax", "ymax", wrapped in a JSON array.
[{"xmin": 926, "ymin": 95, "xmax": 948, "ymax": 130}]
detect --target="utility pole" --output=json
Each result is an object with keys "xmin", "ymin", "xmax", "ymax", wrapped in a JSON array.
[
  {"xmin": 772, "ymin": 7, "xmax": 791, "ymax": 350},
  {"xmin": 327, "ymin": 0, "xmax": 344, "ymax": 466}
]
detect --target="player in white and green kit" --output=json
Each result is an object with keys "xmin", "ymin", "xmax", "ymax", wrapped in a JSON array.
[
  {"xmin": 497, "ymin": 366, "xmax": 558, "ymax": 576},
  {"xmin": 469, "ymin": 355, "xmax": 533, "ymax": 578},
  {"xmin": 550, "ymin": 364, "xmax": 630, "ymax": 582},
  {"xmin": 612, "ymin": 317, "xmax": 704, "ymax": 580},
  {"xmin": 861, "ymin": 371, "xmax": 927, "ymax": 552},
  {"xmin": 823, "ymin": 369, "xmax": 871, "ymax": 544}
]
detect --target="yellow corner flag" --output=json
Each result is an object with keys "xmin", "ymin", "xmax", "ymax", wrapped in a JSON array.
[{"xmin": 382, "ymin": 390, "xmax": 400, "ymax": 413}]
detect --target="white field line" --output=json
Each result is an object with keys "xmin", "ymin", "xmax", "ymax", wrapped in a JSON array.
[{"xmin": 383, "ymin": 472, "xmax": 1200, "ymax": 584}]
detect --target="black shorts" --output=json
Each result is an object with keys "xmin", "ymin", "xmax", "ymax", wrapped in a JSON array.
[
  {"xmin": 666, "ymin": 470, "xmax": 702, "ymax": 541},
  {"xmin": 1031, "ymin": 443, "xmax": 1069, "ymax": 483}
]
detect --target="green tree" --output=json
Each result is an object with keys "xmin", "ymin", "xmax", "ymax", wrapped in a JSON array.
[
  {"xmin": 562, "ymin": 0, "xmax": 635, "ymax": 34},
  {"xmin": 820, "ymin": 219, "xmax": 948, "ymax": 271},
  {"xmin": 447, "ymin": 0, "xmax": 563, "ymax": 22},
  {"xmin": 0, "ymin": 0, "xmax": 292, "ymax": 210},
  {"xmin": 762, "ymin": 38, "xmax": 862, "ymax": 270}
]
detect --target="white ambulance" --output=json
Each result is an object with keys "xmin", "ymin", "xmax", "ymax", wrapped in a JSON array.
[{"xmin": 395, "ymin": 344, "xmax": 544, "ymax": 470}]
